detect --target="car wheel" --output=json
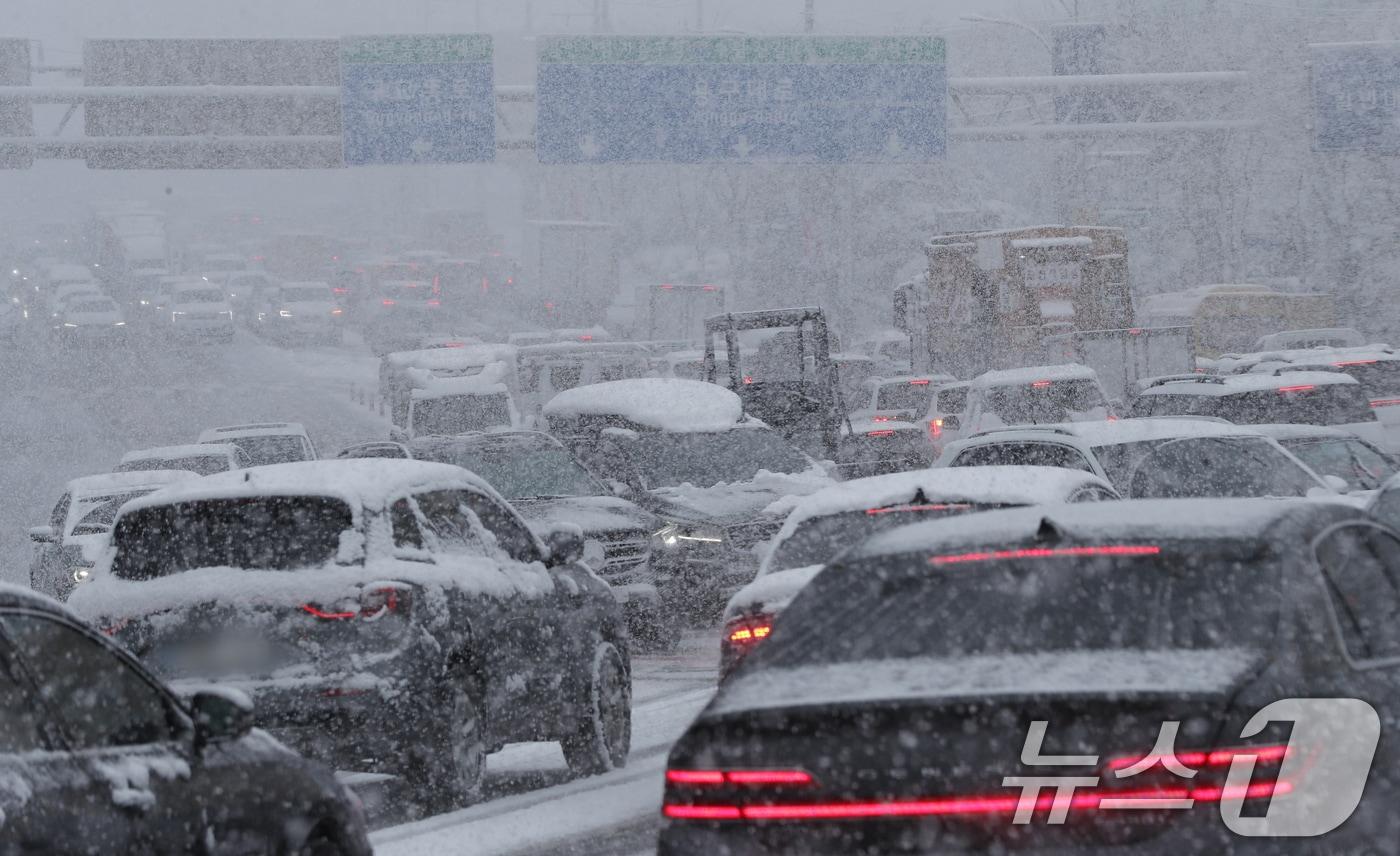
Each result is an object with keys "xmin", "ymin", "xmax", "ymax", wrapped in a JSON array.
[
  {"xmin": 404, "ymin": 674, "xmax": 486, "ymax": 811},
  {"xmin": 561, "ymin": 641, "xmax": 631, "ymax": 776}
]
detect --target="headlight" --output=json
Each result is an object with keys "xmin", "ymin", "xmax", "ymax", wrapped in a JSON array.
[
  {"xmin": 70, "ymin": 567, "xmax": 92, "ymax": 584},
  {"xmin": 652, "ymin": 521, "xmax": 726, "ymax": 549},
  {"xmin": 278, "ymin": 309, "xmax": 293, "ymax": 318},
  {"xmin": 62, "ymin": 322, "xmax": 77, "ymax": 328},
  {"xmin": 113, "ymin": 321, "xmax": 126, "ymax": 327}
]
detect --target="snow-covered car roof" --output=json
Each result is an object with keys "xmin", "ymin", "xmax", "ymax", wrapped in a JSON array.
[
  {"xmin": 543, "ymin": 378, "xmax": 744, "ymax": 433},
  {"xmin": 120, "ymin": 443, "xmax": 242, "ymax": 464},
  {"xmin": 65, "ymin": 469, "xmax": 196, "ymax": 498},
  {"xmin": 117, "ymin": 459, "xmax": 495, "ymax": 519},
  {"xmin": 773, "ymin": 466, "xmax": 1116, "ymax": 544},
  {"xmin": 965, "ymin": 417, "xmax": 1260, "ymax": 448},
  {"xmin": 1213, "ymin": 344, "xmax": 1396, "ymax": 374},
  {"xmin": 384, "ymin": 343, "xmax": 518, "ymax": 372},
  {"xmin": 0, "ymin": 581, "xmax": 75, "ymax": 618},
  {"xmin": 410, "ymin": 374, "xmax": 511, "ymax": 400},
  {"xmin": 1137, "ymin": 371, "xmax": 1358, "ymax": 396},
  {"xmin": 852, "ymin": 497, "xmax": 1353, "ymax": 563},
  {"xmin": 198, "ymin": 422, "xmax": 307, "ymax": 442},
  {"xmin": 1249, "ymin": 423, "xmax": 1360, "ymax": 443},
  {"xmin": 971, "ymin": 363, "xmax": 1098, "ymax": 389}
]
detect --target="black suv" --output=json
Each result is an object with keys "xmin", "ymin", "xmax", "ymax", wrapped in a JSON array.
[
  {"xmin": 0, "ymin": 584, "xmax": 370, "ymax": 854},
  {"xmin": 68, "ymin": 459, "xmax": 632, "ymax": 812}
]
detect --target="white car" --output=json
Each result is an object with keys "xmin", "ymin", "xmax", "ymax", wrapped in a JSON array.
[
  {"xmin": 950, "ymin": 363, "xmax": 1114, "ymax": 446},
  {"xmin": 116, "ymin": 443, "xmax": 251, "ymax": 476},
  {"xmin": 52, "ymin": 294, "xmax": 127, "ymax": 342},
  {"xmin": 168, "ymin": 282, "xmax": 236, "ymax": 341},
  {"xmin": 719, "ymin": 465, "xmax": 1119, "ymax": 679},
  {"xmin": 256, "ymin": 281, "xmax": 343, "ymax": 344},
  {"xmin": 198, "ymin": 422, "xmax": 317, "ymax": 466},
  {"xmin": 938, "ymin": 417, "xmax": 1342, "ymax": 499}
]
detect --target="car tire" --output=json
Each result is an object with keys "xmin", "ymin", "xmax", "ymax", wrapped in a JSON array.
[
  {"xmin": 404, "ymin": 673, "xmax": 486, "ymax": 812},
  {"xmin": 561, "ymin": 641, "xmax": 631, "ymax": 777}
]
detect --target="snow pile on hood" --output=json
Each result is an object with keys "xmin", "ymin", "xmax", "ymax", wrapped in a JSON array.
[
  {"xmin": 712, "ymin": 648, "xmax": 1262, "ymax": 715},
  {"xmin": 543, "ymin": 378, "xmax": 743, "ymax": 433}
]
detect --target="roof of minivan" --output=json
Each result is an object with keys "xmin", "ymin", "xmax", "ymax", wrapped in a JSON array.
[
  {"xmin": 852, "ymin": 497, "xmax": 1357, "ymax": 562},
  {"xmin": 972, "ymin": 363, "xmax": 1097, "ymax": 389},
  {"xmin": 65, "ymin": 469, "xmax": 196, "ymax": 498},
  {"xmin": 197, "ymin": 422, "xmax": 307, "ymax": 442},
  {"xmin": 120, "ymin": 443, "xmax": 241, "ymax": 463},
  {"xmin": 1138, "ymin": 371, "xmax": 1358, "ymax": 397}
]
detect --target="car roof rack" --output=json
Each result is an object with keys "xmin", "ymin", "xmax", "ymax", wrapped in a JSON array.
[
  {"xmin": 1143, "ymin": 375, "xmax": 1227, "ymax": 389},
  {"xmin": 968, "ymin": 426, "xmax": 1079, "ymax": 439}
]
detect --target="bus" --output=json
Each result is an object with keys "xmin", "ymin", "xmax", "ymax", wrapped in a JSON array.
[{"xmin": 1138, "ymin": 284, "xmax": 1337, "ymax": 358}]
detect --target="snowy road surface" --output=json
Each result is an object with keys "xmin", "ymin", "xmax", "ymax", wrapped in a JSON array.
[{"xmin": 370, "ymin": 633, "xmax": 717, "ymax": 856}]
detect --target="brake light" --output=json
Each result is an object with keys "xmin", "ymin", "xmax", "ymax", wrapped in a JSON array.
[
  {"xmin": 426, "ymin": 299, "xmax": 441, "ymax": 307},
  {"xmin": 930, "ymin": 544, "xmax": 1161, "ymax": 566},
  {"xmin": 872, "ymin": 415, "xmax": 892, "ymax": 422},
  {"xmin": 929, "ymin": 417, "xmax": 943, "ymax": 439},
  {"xmin": 664, "ymin": 805, "xmax": 742, "ymax": 820},
  {"xmin": 867, "ymin": 429, "xmax": 896, "ymax": 437},
  {"xmin": 381, "ymin": 298, "xmax": 396, "ymax": 306},
  {"xmin": 1031, "ymin": 380, "xmax": 1052, "ymax": 388},
  {"xmin": 100, "ymin": 618, "xmax": 131, "ymax": 637},
  {"xmin": 332, "ymin": 287, "xmax": 348, "ymax": 295},
  {"xmin": 659, "ymin": 284, "xmax": 674, "ymax": 290},
  {"xmin": 1335, "ymin": 359, "xmax": 1378, "ymax": 366},
  {"xmin": 482, "ymin": 276, "xmax": 489, "ymax": 294},
  {"xmin": 702, "ymin": 285, "xmax": 717, "ymax": 291},
  {"xmin": 580, "ymin": 334, "xmax": 594, "ymax": 341},
  {"xmin": 867, "ymin": 503, "xmax": 971, "ymax": 515},
  {"xmin": 743, "ymin": 376, "xmax": 753, "ymax": 385},
  {"xmin": 1371, "ymin": 398, "xmax": 1400, "ymax": 408},
  {"xmin": 909, "ymin": 379, "xmax": 930, "ymax": 385},
  {"xmin": 728, "ymin": 623, "xmax": 772, "ymax": 643},
  {"xmin": 666, "ymin": 769, "xmax": 813, "ymax": 787},
  {"xmin": 1277, "ymin": 384, "xmax": 1315, "ymax": 393},
  {"xmin": 1129, "ymin": 327, "xmax": 1143, "ymax": 335}
]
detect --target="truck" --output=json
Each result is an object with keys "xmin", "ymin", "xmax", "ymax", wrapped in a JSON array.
[
  {"xmin": 895, "ymin": 225, "xmax": 1192, "ymax": 399},
  {"xmin": 524, "ymin": 220, "xmax": 619, "ymax": 325}
]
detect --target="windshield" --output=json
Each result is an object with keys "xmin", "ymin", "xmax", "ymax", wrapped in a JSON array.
[
  {"xmin": 110, "ymin": 496, "xmax": 353, "ymax": 579},
  {"xmin": 768, "ymin": 503, "xmax": 998, "ymax": 574},
  {"xmin": 1127, "ymin": 436, "xmax": 1322, "ymax": 498},
  {"xmin": 176, "ymin": 288, "xmax": 225, "ymax": 303},
  {"xmin": 415, "ymin": 444, "xmax": 605, "ymax": 499},
  {"xmin": 764, "ymin": 546, "xmax": 1275, "ymax": 670},
  {"xmin": 1284, "ymin": 437, "xmax": 1396, "ymax": 491},
  {"xmin": 412, "ymin": 393, "xmax": 512, "ymax": 435},
  {"xmin": 1134, "ymin": 385, "xmax": 1374, "ymax": 426},
  {"xmin": 627, "ymin": 428, "xmax": 810, "ymax": 488},
  {"xmin": 68, "ymin": 490, "xmax": 158, "ymax": 536},
  {"xmin": 876, "ymin": 382, "xmax": 934, "ymax": 412},
  {"xmin": 221, "ymin": 435, "xmax": 309, "ymax": 466},
  {"xmin": 980, "ymin": 379, "xmax": 1106, "ymax": 425},
  {"xmin": 117, "ymin": 455, "xmax": 231, "ymax": 477}
]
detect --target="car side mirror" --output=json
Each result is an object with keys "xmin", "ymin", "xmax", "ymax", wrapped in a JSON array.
[
  {"xmin": 191, "ymin": 687, "xmax": 254, "ymax": 751},
  {"xmin": 1323, "ymin": 474, "xmax": 1350, "ymax": 494},
  {"xmin": 28, "ymin": 525, "xmax": 54, "ymax": 544},
  {"xmin": 941, "ymin": 414, "xmax": 961, "ymax": 432},
  {"xmin": 544, "ymin": 525, "xmax": 585, "ymax": 567}
]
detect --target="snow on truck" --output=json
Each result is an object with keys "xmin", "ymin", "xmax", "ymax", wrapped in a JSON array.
[{"xmin": 895, "ymin": 225, "xmax": 1193, "ymax": 398}]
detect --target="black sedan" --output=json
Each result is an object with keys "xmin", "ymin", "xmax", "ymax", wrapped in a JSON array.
[
  {"xmin": 661, "ymin": 498, "xmax": 1400, "ymax": 854},
  {"xmin": 0, "ymin": 583, "xmax": 370, "ymax": 855}
]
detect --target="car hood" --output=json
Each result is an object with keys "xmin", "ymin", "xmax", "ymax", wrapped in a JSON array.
[
  {"xmin": 646, "ymin": 467, "xmax": 835, "ymax": 525},
  {"xmin": 709, "ymin": 648, "xmax": 1264, "ymax": 718},
  {"xmin": 512, "ymin": 494, "xmax": 658, "ymax": 536}
]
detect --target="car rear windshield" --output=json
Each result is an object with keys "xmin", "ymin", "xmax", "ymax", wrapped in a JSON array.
[
  {"xmin": 110, "ymin": 496, "xmax": 353, "ymax": 579},
  {"xmin": 767, "ymin": 503, "xmax": 1006, "ymax": 574},
  {"xmin": 222, "ymin": 435, "xmax": 309, "ymax": 466},
  {"xmin": 876, "ymin": 382, "xmax": 934, "ymax": 412},
  {"xmin": 415, "ymin": 443, "xmax": 604, "ymax": 500},
  {"xmin": 412, "ymin": 392, "xmax": 512, "ymax": 436},
  {"xmin": 69, "ymin": 490, "xmax": 159, "ymax": 536},
  {"xmin": 765, "ymin": 544, "xmax": 1276, "ymax": 669},
  {"xmin": 117, "ymin": 456, "xmax": 231, "ymax": 477},
  {"xmin": 628, "ymin": 428, "xmax": 810, "ymax": 488},
  {"xmin": 1132, "ymin": 384, "xmax": 1374, "ymax": 426},
  {"xmin": 981, "ymin": 379, "xmax": 1106, "ymax": 424}
]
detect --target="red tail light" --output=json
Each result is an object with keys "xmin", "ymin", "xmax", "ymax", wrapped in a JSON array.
[
  {"xmin": 1031, "ymin": 380, "xmax": 1052, "ymax": 388},
  {"xmin": 930, "ymin": 544, "xmax": 1161, "ymax": 566},
  {"xmin": 1277, "ymin": 384, "xmax": 1315, "ymax": 394},
  {"xmin": 1335, "ymin": 359, "xmax": 1378, "ymax": 366},
  {"xmin": 301, "ymin": 586, "xmax": 410, "ymax": 621},
  {"xmin": 1371, "ymin": 398, "xmax": 1400, "ymax": 408},
  {"xmin": 867, "ymin": 429, "xmax": 896, "ymax": 437},
  {"xmin": 580, "ymin": 334, "xmax": 594, "ymax": 341},
  {"xmin": 332, "ymin": 286, "xmax": 349, "ymax": 295},
  {"xmin": 872, "ymin": 415, "xmax": 892, "ymax": 422},
  {"xmin": 743, "ymin": 375, "xmax": 754, "ymax": 385},
  {"xmin": 929, "ymin": 417, "xmax": 943, "ymax": 439},
  {"xmin": 426, "ymin": 299, "xmax": 442, "ymax": 307},
  {"xmin": 909, "ymin": 378, "xmax": 930, "ymax": 385},
  {"xmin": 666, "ymin": 769, "xmax": 814, "ymax": 787},
  {"xmin": 431, "ymin": 275, "xmax": 441, "ymax": 296},
  {"xmin": 381, "ymin": 298, "xmax": 396, "ymax": 306},
  {"xmin": 866, "ymin": 503, "xmax": 971, "ymax": 515},
  {"xmin": 481, "ymin": 276, "xmax": 489, "ymax": 293},
  {"xmin": 659, "ymin": 283, "xmax": 674, "ymax": 290},
  {"xmin": 702, "ymin": 284, "xmax": 717, "ymax": 291}
]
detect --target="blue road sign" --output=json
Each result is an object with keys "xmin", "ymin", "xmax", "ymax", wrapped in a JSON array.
[
  {"xmin": 1311, "ymin": 41, "xmax": 1400, "ymax": 154},
  {"xmin": 536, "ymin": 36, "xmax": 946, "ymax": 164},
  {"xmin": 340, "ymin": 35, "xmax": 495, "ymax": 166}
]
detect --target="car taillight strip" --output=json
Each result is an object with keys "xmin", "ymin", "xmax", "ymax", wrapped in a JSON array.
[
  {"xmin": 1107, "ymin": 743, "xmax": 1291, "ymax": 772},
  {"xmin": 867, "ymin": 503, "xmax": 972, "ymax": 515},
  {"xmin": 929, "ymin": 545, "xmax": 1161, "ymax": 566},
  {"xmin": 663, "ymin": 780, "xmax": 1290, "ymax": 822},
  {"xmin": 301, "ymin": 604, "xmax": 357, "ymax": 620},
  {"xmin": 727, "ymin": 624, "xmax": 772, "ymax": 643},
  {"xmin": 1371, "ymin": 398, "xmax": 1400, "ymax": 408},
  {"xmin": 666, "ymin": 769, "xmax": 814, "ymax": 787}
]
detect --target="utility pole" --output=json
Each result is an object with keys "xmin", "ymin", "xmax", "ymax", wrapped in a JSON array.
[{"xmin": 804, "ymin": 0, "xmax": 815, "ymax": 33}]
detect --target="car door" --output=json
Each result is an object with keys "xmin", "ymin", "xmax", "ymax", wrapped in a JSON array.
[
  {"xmin": 0, "ymin": 616, "xmax": 126, "ymax": 854},
  {"xmin": 0, "ymin": 610, "xmax": 201, "ymax": 854}
]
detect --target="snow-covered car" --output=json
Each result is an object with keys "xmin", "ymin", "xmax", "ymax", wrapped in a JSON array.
[
  {"xmin": 544, "ymin": 378, "xmax": 836, "ymax": 619},
  {"xmin": 338, "ymin": 431, "xmax": 674, "ymax": 649},
  {"xmin": 954, "ymin": 363, "xmax": 1115, "ymax": 443},
  {"xmin": 255, "ymin": 280, "xmax": 343, "ymax": 344},
  {"xmin": 662, "ymin": 498, "xmax": 1400, "ymax": 854},
  {"xmin": 197, "ymin": 421, "xmax": 317, "ymax": 465},
  {"xmin": 1253, "ymin": 423, "xmax": 1398, "ymax": 493},
  {"xmin": 939, "ymin": 418, "xmax": 1339, "ymax": 498},
  {"xmin": 1254, "ymin": 327, "xmax": 1365, "ymax": 350},
  {"xmin": 719, "ymin": 465, "xmax": 1119, "ymax": 679},
  {"xmin": 28, "ymin": 469, "xmax": 195, "ymax": 601},
  {"xmin": 1128, "ymin": 371, "xmax": 1397, "ymax": 451},
  {"xmin": 116, "ymin": 442, "xmax": 252, "ymax": 476},
  {"xmin": 831, "ymin": 415, "xmax": 934, "ymax": 479},
  {"xmin": 168, "ymin": 281, "xmax": 235, "ymax": 341},
  {"xmin": 69, "ymin": 460, "xmax": 632, "ymax": 810},
  {"xmin": 52, "ymin": 294, "xmax": 127, "ymax": 343},
  {"xmin": 396, "ymin": 374, "xmax": 520, "ymax": 440},
  {"xmin": 0, "ymin": 584, "xmax": 372, "ymax": 856}
]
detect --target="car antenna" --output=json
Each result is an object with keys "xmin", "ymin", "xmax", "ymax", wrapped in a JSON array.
[{"xmin": 1035, "ymin": 517, "xmax": 1062, "ymax": 543}]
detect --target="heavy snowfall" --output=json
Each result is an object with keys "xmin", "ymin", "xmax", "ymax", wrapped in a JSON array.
[{"xmin": 3, "ymin": 0, "xmax": 1400, "ymax": 853}]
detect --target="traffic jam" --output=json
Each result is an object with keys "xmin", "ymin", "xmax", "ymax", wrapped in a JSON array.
[{"xmin": 5, "ymin": 2, "xmax": 1400, "ymax": 854}]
